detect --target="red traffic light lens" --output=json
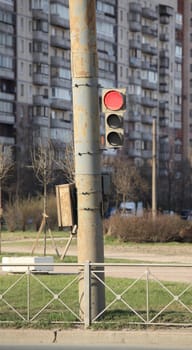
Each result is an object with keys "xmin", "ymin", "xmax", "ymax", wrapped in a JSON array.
[{"xmin": 103, "ymin": 90, "xmax": 124, "ymax": 111}]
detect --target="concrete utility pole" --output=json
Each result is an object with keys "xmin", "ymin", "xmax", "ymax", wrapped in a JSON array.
[
  {"xmin": 69, "ymin": 0, "xmax": 105, "ymax": 321},
  {"xmin": 152, "ymin": 116, "xmax": 157, "ymax": 219}
]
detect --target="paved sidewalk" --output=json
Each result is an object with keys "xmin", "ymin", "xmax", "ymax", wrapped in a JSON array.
[{"xmin": 1, "ymin": 328, "xmax": 192, "ymax": 348}]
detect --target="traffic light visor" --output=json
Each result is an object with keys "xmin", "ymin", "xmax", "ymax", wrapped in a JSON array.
[{"xmin": 103, "ymin": 90, "xmax": 124, "ymax": 111}]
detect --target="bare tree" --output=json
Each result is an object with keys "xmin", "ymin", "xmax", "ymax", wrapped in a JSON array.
[
  {"xmin": 112, "ymin": 157, "xmax": 149, "ymax": 206},
  {"xmin": 31, "ymin": 141, "xmax": 55, "ymax": 255},
  {"xmin": 0, "ymin": 144, "xmax": 14, "ymax": 252},
  {"xmin": 55, "ymin": 142, "xmax": 75, "ymax": 183}
]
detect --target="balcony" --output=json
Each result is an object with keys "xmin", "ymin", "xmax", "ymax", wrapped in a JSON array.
[
  {"xmin": 32, "ymin": 116, "xmax": 48, "ymax": 127},
  {"xmin": 32, "ymin": 9, "xmax": 48, "ymax": 20},
  {"xmin": 0, "ymin": 136, "xmax": 15, "ymax": 145},
  {"xmin": 159, "ymin": 33, "xmax": 169, "ymax": 41},
  {"xmin": 159, "ymin": 117, "xmax": 169, "ymax": 127},
  {"xmin": 128, "ymin": 149, "xmax": 142, "ymax": 158},
  {"xmin": 142, "ymin": 132, "xmax": 152, "ymax": 141},
  {"xmin": 129, "ymin": 39, "xmax": 141, "ymax": 50},
  {"xmin": 0, "ymin": 113, "xmax": 15, "ymax": 125},
  {"xmin": 129, "ymin": 2, "xmax": 142, "ymax": 13},
  {"xmin": 129, "ymin": 94, "xmax": 141, "ymax": 104},
  {"xmin": 142, "ymin": 43, "xmax": 157, "ymax": 55},
  {"xmin": 33, "ymin": 52, "xmax": 48, "ymax": 64},
  {"xmin": 160, "ymin": 16, "xmax": 170, "ymax": 25},
  {"xmin": 129, "ymin": 21, "xmax": 141, "ymax": 32},
  {"xmin": 128, "ymin": 130, "xmax": 142, "ymax": 140},
  {"xmin": 33, "ymin": 31, "xmax": 48, "ymax": 42},
  {"xmin": 142, "ymin": 115, "xmax": 152, "ymax": 124},
  {"xmin": 160, "ymin": 49, "xmax": 169, "ymax": 58},
  {"xmin": 159, "ymin": 101, "xmax": 169, "ymax": 110},
  {"xmin": 141, "ymin": 97, "xmax": 158, "ymax": 107},
  {"xmin": 142, "ymin": 25, "xmax": 157, "ymax": 37},
  {"xmin": 50, "ymin": 14, "xmax": 69, "ymax": 28},
  {"xmin": 175, "ymin": 55, "xmax": 182, "ymax": 64},
  {"xmin": 50, "ymin": 118, "xmax": 69, "ymax": 128},
  {"xmin": 128, "ymin": 111, "xmax": 141, "ymax": 122},
  {"xmin": 33, "ymin": 95, "xmax": 49, "ymax": 106},
  {"xmin": 159, "ymin": 58, "xmax": 169, "ymax": 69},
  {"xmin": 50, "ymin": 0, "xmax": 69, "ymax": 5},
  {"xmin": 142, "ymin": 7, "xmax": 157, "ymax": 20},
  {"xmin": 129, "ymin": 56, "xmax": 141, "ymax": 68},
  {"xmin": 51, "ymin": 35, "xmax": 70, "ymax": 49},
  {"xmin": 129, "ymin": 76, "xmax": 141, "ymax": 85},
  {"xmin": 159, "ymin": 5, "xmax": 174, "ymax": 17},
  {"xmin": 51, "ymin": 98, "xmax": 71, "ymax": 110},
  {"xmin": 33, "ymin": 73, "xmax": 49, "ymax": 86},
  {"xmin": 51, "ymin": 77, "xmax": 71, "ymax": 89},
  {"xmin": 51, "ymin": 56, "xmax": 70, "ymax": 68},
  {"xmin": 0, "ymin": 68, "xmax": 14, "ymax": 79},
  {"xmin": 142, "ymin": 150, "xmax": 152, "ymax": 159},
  {"xmin": 159, "ymin": 67, "xmax": 169, "ymax": 76},
  {"xmin": 159, "ymin": 84, "xmax": 169, "ymax": 93},
  {"xmin": 141, "ymin": 61, "xmax": 151, "ymax": 70},
  {"xmin": 142, "ymin": 80, "xmax": 157, "ymax": 90},
  {"xmin": 0, "ymin": 92, "xmax": 14, "ymax": 101},
  {"xmin": 0, "ymin": 22, "xmax": 14, "ymax": 34}
]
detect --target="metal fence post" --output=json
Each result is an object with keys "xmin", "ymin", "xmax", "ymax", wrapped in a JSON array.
[
  {"xmin": 26, "ymin": 267, "xmax": 30, "ymax": 322},
  {"xmin": 146, "ymin": 268, "xmax": 149, "ymax": 323},
  {"xmin": 84, "ymin": 261, "xmax": 91, "ymax": 328}
]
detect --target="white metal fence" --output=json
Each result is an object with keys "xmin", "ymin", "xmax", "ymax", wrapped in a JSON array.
[{"xmin": 1, "ymin": 262, "xmax": 192, "ymax": 328}]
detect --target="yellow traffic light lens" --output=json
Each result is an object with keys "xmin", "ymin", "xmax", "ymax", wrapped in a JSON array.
[
  {"xmin": 107, "ymin": 114, "xmax": 122, "ymax": 129},
  {"xmin": 104, "ymin": 90, "xmax": 124, "ymax": 110}
]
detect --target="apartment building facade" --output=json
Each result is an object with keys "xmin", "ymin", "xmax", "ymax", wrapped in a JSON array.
[
  {"xmin": 114, "ymin": 0, "xmax": 183, "ymax": 208},
  {"xmin": 0, "ymin": 0, "xmax": 184, "ymax": 207}
]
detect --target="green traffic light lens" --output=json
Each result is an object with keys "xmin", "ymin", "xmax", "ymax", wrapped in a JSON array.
[{"xmin": 107, "ymin": 132, "xmax": 123, "ymax": 146}]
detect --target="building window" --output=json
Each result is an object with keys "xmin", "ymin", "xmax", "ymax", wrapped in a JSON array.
[
  {"xmin": 20, "ymin": 17, "xmax": 24, "ymax": 30},
  {"xmin": 29, "ymin": 20, "xmax": 32, "ymax": 32},
  {"xmin": 29, "ymin": 64, "xmax": 32, "ymax": 76},
  {"xmin": 20, "ymin": 61, "xmax": 24, "ymax": 74},
  {"xmin": 120, "ymin": 66, "xmax": 123, "ymax": 77},
  {"xmin": 21, "ymin": 39, "xmax": 24, "ymax": 53},
  {"xmin": 120, "ymin": 10, "xmax": 123, "ymax": 21},
  {"xmin": 29, "ymin": 42, "xmax": 32, "ymax": 53},
  {"xmin": 20, "ymin": 84, "xmax": 24, "ymax": 97}
]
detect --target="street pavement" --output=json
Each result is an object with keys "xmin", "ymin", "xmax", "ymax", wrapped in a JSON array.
[{"xmin": 1, "ymin": 328, "xmax": 192, "ymax": 349}]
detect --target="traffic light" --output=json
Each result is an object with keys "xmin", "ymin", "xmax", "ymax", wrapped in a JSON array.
[{"xmin": 102, "ymin": 88, "xmax": 126, "ymax": 148}]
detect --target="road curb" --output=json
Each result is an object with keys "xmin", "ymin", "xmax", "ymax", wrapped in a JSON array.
[{"xmin": 1, "ymin": 328, "xmax": 192, "ymax": 348}]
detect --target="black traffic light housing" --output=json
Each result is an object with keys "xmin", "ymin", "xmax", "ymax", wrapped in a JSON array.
[{"xmin": 102, "ymin": 88, "xmax": 126, "ymax": 148}]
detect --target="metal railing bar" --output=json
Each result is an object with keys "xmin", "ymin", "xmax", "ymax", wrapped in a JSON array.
[
  {"xmin": 1, "ymin": 272, "xmax": 26, "ymax": 297},
  {"xmin": 55, "ymin": 297, "xmax": 82, "ymax": 321},
  {"xmin": 1, "ymin": 297, "xmax": 26, "ymax": 321},
  {"xmin": 176, "ymin": 299, "xmax": 192, "ymax": 314},
  {"xmin": 149, "ymin": 298, "xmax": 175, "ymax": 323},
  {"xmin": 119, "ymin": 297, "xmax": 146, "ymax": 323},
  {"xmin": 30, "ymin": 297, "xmax": 54, "ymax": 321}
]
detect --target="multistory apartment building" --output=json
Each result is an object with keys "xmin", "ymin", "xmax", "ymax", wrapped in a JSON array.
[
  {"xmin": 181, "ymin": 0, "xmax": 192, "ymax": 166},
  {"xmin": 0, "ymin": 0, "xmax": 15, "ymax": 149},
  {"xmin": 0, "ymin": 0, "xmax": 183, "ymax": 207},
  {"xmin": 115, "ymin": 0, "xmax": 183, "ymax": 207}
]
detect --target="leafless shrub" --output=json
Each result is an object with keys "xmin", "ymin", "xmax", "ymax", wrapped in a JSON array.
[{"xmin": 104, "ymin": 213, "xmax": 187, "ymax": 243}]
